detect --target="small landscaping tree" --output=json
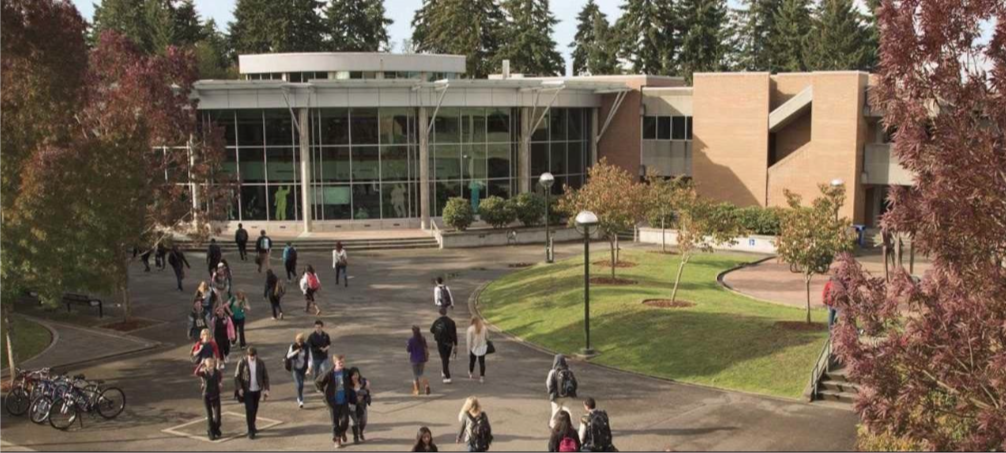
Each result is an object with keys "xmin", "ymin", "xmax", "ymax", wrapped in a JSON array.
[
  {"xmin": 442, "ymin": 197, "xmax": 474, "ymax": 231},
  {"xmin": 512, "ymin": 192, "xmax": 546, "ymax": 227},
  {"xmin": 644, "ymin": 175, "xmax": 689, "ymax": 253},
  {"xmin": 669, "ymin": 183, "xmax": 746, "ymax": 303},
  {"xmin": 776, "ymin": 184, "xmax": 854, "ymax": 323},
  {"xmin": 558, "ymin": 158, "xmax": 647, "ymax": 279},
  {"xmin": 478, "ymin": 195, "xmax": 515, "ymax": 229}
]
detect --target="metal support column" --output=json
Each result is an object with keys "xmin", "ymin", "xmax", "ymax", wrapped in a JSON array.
[
  {"xmin": 419, "ymin": 106, "xmax": 431, "ymax": 229},
  {"xmin": 299, "ymin": 108, "xmax": 312, "ymax": 233}
]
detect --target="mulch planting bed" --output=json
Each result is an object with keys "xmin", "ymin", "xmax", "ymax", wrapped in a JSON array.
[
  {"xmin": 99, "ymin": 318, "xmax": 161, "ymax": 332},
  {"xmin": 589, "ymin": 277, "xmax": 638, "ymax": 286},
  {"xmin": 642, "ymin": 299, "xmax": 696, "ymax": 308},
  {"xmin": 773, "ymin": 321, "xmax": 827, "ymax": 332},
  {"xmin": 508, "ymin": 263, "xmax": 535, "ymax": 268},
  {"xmin": 592, "ymin": 260, "xmax": 638, "ymax": 268},
  {"xmin": 647, "ymin": 250, "xmax": 678, "ymax": 255}
]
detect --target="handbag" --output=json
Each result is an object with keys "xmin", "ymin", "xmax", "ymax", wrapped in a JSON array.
[
  {"xmin": 225, "ymin": 316, "xmax": 236, "ymax": 342},
  {"xmin": 485, "ymin": 340, "xmax": 496, "ymax": 355},
  {"xmin": 234, "ymin": 388, "xmax": 244, "ymax": 404}
]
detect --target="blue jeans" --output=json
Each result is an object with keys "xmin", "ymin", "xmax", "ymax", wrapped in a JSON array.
[
  {"xmin": 312, "ymin": 357, "xmax": 330, "ymax": 376},
  {"xmin": 828, "ymin": 307, "xmax": 839, "ymax": 329},
  {"xmin": 292, "ymin": 368, "xmax": 306, "ymax": 403}
]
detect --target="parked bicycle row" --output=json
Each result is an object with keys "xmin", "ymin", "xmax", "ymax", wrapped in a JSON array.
[{"xmin": 5, "ymin": 367, "xmax": 126, "ymax": 430}]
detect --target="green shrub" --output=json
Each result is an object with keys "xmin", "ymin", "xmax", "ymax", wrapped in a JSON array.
[
  {"xmin": 478, "ymin": 196, "xmax": 516, "ymax": 228},
  {"xmin": 546, "ymin": 195, "xmax": 564, "ymax": 226},
  {"xmin": 855, "ymin": 425, "xmax": 929, "ymax": 451},
  {"xmin": 512, "ymin": 192, "xmax": 545, "ymax": 227},
  {"xmin": 736, "ymin": 206, "xmax": 783, "ymax": 236},
  {"xmin": 648, "ymin": 210, "xmax": 677, "ymax": 230},
  {"xmin": 442, "ymin": 197, "xmax": 474, "ymax": 231}
]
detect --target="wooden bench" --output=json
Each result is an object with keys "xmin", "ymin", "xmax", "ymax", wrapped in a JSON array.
[{"xmin": 62, "ymin": 293, "xmax": 103, "ymax": 318}]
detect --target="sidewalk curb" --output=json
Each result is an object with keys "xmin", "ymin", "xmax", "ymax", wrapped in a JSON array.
[
  {"xmin": 469, "ymin": 262, "xmax": 825, "ymax": 408},
  {"xmin": 0, "ymin": 315, "xmax": 60, "ymax": 378},
  {"xmin": 715, "ymin": 255, "xmax": 822, "ymax": 308},
  {"xmin": 17, "ymin": 315, "xmax": 162, "ymax": 373}
]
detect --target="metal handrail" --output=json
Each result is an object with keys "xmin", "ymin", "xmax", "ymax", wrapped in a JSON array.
[{"xmin": 808, "ymin": 336, "xmax": 833, "ymax": 401}]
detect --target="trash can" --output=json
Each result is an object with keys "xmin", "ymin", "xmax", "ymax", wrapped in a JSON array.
[{"xmin": 853, "ymin": 224, "xmax": 866, "ymax": 248}]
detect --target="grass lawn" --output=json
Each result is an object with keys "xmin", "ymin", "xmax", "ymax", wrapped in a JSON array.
[
  {"xmin": 0, "ymin": 317, "xmax": 52, "ymax": 370},
  {"xmin": 479, "ymin": 249, "xmax": 829, "ymax": 399}
]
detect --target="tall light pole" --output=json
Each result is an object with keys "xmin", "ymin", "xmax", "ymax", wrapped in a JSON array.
[
  {"xmin": 830, "ymin": 178, "xmax": 844, "ymax": 222},
  {"xmin": 540, "ymin": 172, "xmax": 555, "ymax": 263},
  {"xmin": 575, "ymin": 210, "xmax": 599, "ymax": 358}
]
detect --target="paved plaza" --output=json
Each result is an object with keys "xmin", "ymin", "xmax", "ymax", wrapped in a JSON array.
[{"xmin": 1, "ymin": 244, "xmax": 857, "ymax": 451}]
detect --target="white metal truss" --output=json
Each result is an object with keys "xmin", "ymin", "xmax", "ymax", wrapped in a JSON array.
[
  {"xmin": 597, "ymin": 89, "xmax": 630, "ymax": 141},
  {"xmin": 525, "ymin": 85, "xmax": 565, "ymax": 146}
]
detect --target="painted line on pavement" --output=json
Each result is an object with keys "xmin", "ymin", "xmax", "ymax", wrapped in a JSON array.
[{"xmin": 160, "ymin": 411, "xmax": 283, "ymax": 443}]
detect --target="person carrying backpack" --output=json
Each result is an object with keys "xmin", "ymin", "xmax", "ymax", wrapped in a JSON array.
[
  {"xmin": 433, "ymin": 277, "xmax": 454, "ymax": 309},
  {"xmin": 578, "ymin": 397, "xmax": 616, "ymax": 452},
  {"xmin": 168, "ymin": 245, "xmax": 191, "ymax": 291},
  {"xmin": 255, "ymin": 230, "xmax": 272, "ymax": 273},
  {"xmin": 547, "ymin": 354, "xmax": 578, "ymax": 428},
  {"xmin": 206, "ymin": 238, "xmax": 223, "ymax": 276},
  {"xmin": 316, "ymin": 354, "xmax": 353, "ymax": 449},
  {"xmin": 456, "ymin": 396, "xmax": 492, "ymax": 452},
  {"xmin": 264, "ymin": 269, "xmax": 285, "ymax": 320},
  {"xmin": 430, "ymin": 306, "xmax": 458, "ymax": 384},
  {"xmin": 283, "ymin": 242, "xmax": 298, "ymax": 282},
  {"xmin": 300, "ymin": 265, "xmax": 322, "ymax": 316},
  {"xmin": 235, "ymin": 223, "xmax": 249, "ymax": 261},
  {"xmin": 332, "ymin": 242, "xmax": 349, "ymax": 287},
  {"xmin": 407, "ymin": 325, "xmax": 431, "ymax": 396},
  {"xmin": 548, "ymin": 410, "xmax": 581, "ymax": 452},
  {"xmin": 286, "ymin": 333, "xmax": 312, "ymax": 408}
]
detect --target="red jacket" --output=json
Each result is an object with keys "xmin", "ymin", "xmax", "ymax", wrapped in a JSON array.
[{"xmin": 822, "ymin": 280, "xmax": 835, "ymax": 307}]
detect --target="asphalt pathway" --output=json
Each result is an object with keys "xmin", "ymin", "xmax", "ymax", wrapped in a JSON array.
[{"xmin": 0, "ymin": 243, "xmax": 857, "ymax": 451}]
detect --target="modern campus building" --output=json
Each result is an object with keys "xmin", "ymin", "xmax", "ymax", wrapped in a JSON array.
[{"xmin": 193, "ymin": 52, "xmax": 908, "ymax": 234}]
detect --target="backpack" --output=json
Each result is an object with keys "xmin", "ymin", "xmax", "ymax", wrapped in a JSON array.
[
  {"xmin": 470, "ymin": 413, "xmax": 493, "ymax": 451},
  {"xmin": 556, "ymin": 369, "xmax": 578, "ymax": 398},
  {"xmin": 307, "ymin": 273, "xmax": 321, "ymax": 290},
  {"xmin": 438, "ymin": 286, "xmax": 453, "ymax": 307},
  {"xmin": 585, "ymin": 411, "xmax": 614, "ymax": 452},
  {"xmin": 283, "ymin": 344, "xmax": 296, "ymax": 372},
  {"xmin": 275, "ymin": 279, "xmax": 287, "ymax": 298},
  {"xmin": 558, "ymin": 436, "xmax": 579, "ymax": 452},
  {"xmin": 431, "ymin": 318, "xmax": 448, "ymax": 344}
]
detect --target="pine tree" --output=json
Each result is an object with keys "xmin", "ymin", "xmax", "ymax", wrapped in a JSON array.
[
  {"xmin": 736, "ymin": 0, "xmax": 783, "ymax": 71},
  {"xmin": 92, "ymin": 0, "xmax": 151, "ymax": 51},
  {"xmin": 195, "ymin": 19, "xmax": 233, "ymax": 78},
  {"xmin": 412, "ymin": 0, "xmax": 505, "ymax": 78},
  {"xmin": 325, "ymin": 0, "xmax": 393, "ymax": 52},
  {"xmin": 772, "ymin": 0, "xmax": 812, "ymax": 72},
  {"xmin": 499, "ymin": 0, "xmax": 565, "ymax": 76},
  {"xmin": 411, "ymin": 0, "xmax": 440, "ymax": 53},
  {"xmin": 145, "ymin": 0, "xmax": 177, "ymax": 54},
  {"xmin": 229, "ymin": 0, "xmax": 326, "ymax": 56},
  {"xmin": 805, "ymin": 0, "xmax": 873, "ymax": 71},
  {"xmin": 615, "ymin": 0, "xmax": 678, "ymax": 76},
  {"xmin": 677, "ymin": 0, "xmax": 728, "ymax": 82},
  {"xmin": 173, "ymin": 0, "xmax": 205, "ymax": 46},
  {"xmin": 862, "ymin": 0, "xmax": 880, "ymax": 70},
  {"xmin": 570, "ymin": 0, "xmax": 619, "ymax": 75}
]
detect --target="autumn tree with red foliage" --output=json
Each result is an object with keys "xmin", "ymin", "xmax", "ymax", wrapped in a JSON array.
[{"xmin": 828, "ymin": 0, "xmax": 1006, "ymax": 449}]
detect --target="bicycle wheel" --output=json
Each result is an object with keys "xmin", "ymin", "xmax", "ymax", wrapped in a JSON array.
[
  {"xmin": 96, "ymin": 387, "xmax": 125, "ymax": 419},
  {"xmin": 5, "ymin": 387, "xmax": 29, "ymax": 416},
  {"xmin": 29, "ymin": 396, "xmax": 52, "ymax": 424},
  {"xmin": 48, "ymin": 397, "xmax": 77, "ymax": 430}
]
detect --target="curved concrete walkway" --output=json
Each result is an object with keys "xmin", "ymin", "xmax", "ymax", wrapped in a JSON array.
[{"xmin": 0, "ymin": 244, "xmax": 856, "ymax": 451}]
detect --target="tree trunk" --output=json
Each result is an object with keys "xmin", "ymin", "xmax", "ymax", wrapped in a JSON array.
[
  {"xmin": 121, "ymin": 255, "xmax": 132, "ymax": 323},
  {"xmin": 3, "ymin": 304, "xmax": 16, "ymax": 385},
  {"xmin": 670, "ymin": 254, "xmax": 689, "ymax": 303},
  {"xmin": 805, "ymin": 273, "xmax": 813, "ymax": 324},
  {"xmin": 614, "ymin": 234, "xmax": 620, "ymax": 264},
  {"xmin": 661, "ymin": 217, "xmax": 666, "ymax": 253},
  {"xmin": 609, "ymin": 236, "xmax": 617, "ymax": 280},
  {"xmin": 883, "ymin": 245, "xmax": 890, "ymax": 281}
]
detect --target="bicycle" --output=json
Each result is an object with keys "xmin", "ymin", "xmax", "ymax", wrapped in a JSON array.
[
  {"xmin": 48, "ymin": 375, "xmax": 126, "ymax": 430},
  {"xmin": 4, "ymin": 367, "xmax": 51, "ymax": 416},
  {"xmin": 27, "ymin": 374, "xmax": 73, "ymax": 424}
]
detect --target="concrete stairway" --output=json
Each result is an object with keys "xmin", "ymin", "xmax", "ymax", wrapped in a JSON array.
[
  {"xmin": 814, "ymin": 361, "xmax": 859, "ymax": 405},
  {"xmin": 176, "ymin": 236, "xmax": 440, "ymax": 252}
]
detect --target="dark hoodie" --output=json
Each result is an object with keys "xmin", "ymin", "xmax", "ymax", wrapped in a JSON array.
[{"xmin": 547, "ymin": 354, "xmax": 570, "ymax": 401}]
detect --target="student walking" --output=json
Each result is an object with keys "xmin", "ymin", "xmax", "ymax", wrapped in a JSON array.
[
  {"xmin": 206, "ymin": 238, "xmax": 223, "ymax": 276},
  {"xmin": 168, "ymin": 245, "xmax": 191, "ymax": 291},
  {"xmin": 235, "ymin": 223, "xmax": 249, "ymax": 261},
  {"xmin": 264, "ymin": 269, "xmax": 285, "ymax": 320},
  {"xmin": 212, "ymin": 299, "xmax": 234, "ymax": 363},
  {"xmin": 300, "ymin": 265, "xmax": 322, "ymax": 316},
  {"xmin": 407, "ymin": 326, "xmax": 431, "ymax": 396},
  {"xmin": 234, "ymin": 347, "xmax": 270, "ymax": 440},
  {"xmin": 546, "ymin": 354, "xmax": 578, "ymax": 428},
  {"xmin": 155, "ymin": 242, "xmax": 168, "ymax": 270},
  {"xmin": 286, "ymin": 333, "xmax": 312, "ymax": 408},
  {"xmin": 255, "ymin": 230, "xmax": 272, "ymax": 273},
  {"xmin": 823, "ymin": 276, "xmax": 841, "ymax": 329},
  {"xmin": 190, "ymin": 328, "xmax": 223, "ymax": 375},
  {"xmin": 466, "ymin": 317, "xmax": 490, "ymax": 383},
  {"xmin": 433, "ymin": 277, "xmax": 454, "ymax": 309},
  {"xmin": 211, "ymin": 262, "xmax": 231, "ymax": 301},
  {"xmin": 430, "ymin": 307, "xmax": 458, "ymax": 384},
  {"xmin": 307, "ymin": 320, "xmax": 332, "ymax": 376},
  {"xmin": 316, "ymin": 354, "xmax": 352, "ymax": 449},
  {"xmin": 578, "ymin": 397, "xmax": 615, "ymax": 452},
  {"xmin": 283, "ymin": 242, "xmax": 298, "ymax": 282},
  {"xmin": 332, "ymin": 242, "xmax": 349, "ymax": 287},
  {"xmin": 229, "ymin": 292, "xmax": 250, "ymax": 349},
  {"xmin": 548, "ymin": 410, "xmax": 581, "ymax": 452},
  {"xmin": 412, "ymin": 426, "xmax": 438, "ymax": 452},
  {"xmin": 456, "ymin": 396, "xmax": 493, "ymax": 452},
  {"xmin": 193, "ymin": 281, "xmax": 213, "ymax": 329},
  {"xmin": 196, "ymin": 357, "xmax": 223, "ymax": 440},
  {"xmin": 348, "ymin": 367, "xmax": 371, "ymax": 444}
]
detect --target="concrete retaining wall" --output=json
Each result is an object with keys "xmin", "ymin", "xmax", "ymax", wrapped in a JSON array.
[
  {"xmin": 638, "ymin": 227, "xmax": 778, "ymax": 254},
  {"xmin": 438, "ymin": 226, "xmax": 595, "ymax": 249}
]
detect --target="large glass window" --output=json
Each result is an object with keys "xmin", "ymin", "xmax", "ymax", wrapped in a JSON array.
[
  {"xmin": 643, "ymin": 116, "xmax": 657, "ymax": 140},
  {"xmin": 237, "ymin": 110, "xmax": 264, "ymax": 146},
  {"xmin": 351, "ymin": 108, "xmax": 379, "ymax": 145},
  {"xmin": 352, "ymin": 146, "xmax": 380, "ymax": 182},
  {"xmin": 672, "ymin": 116, "xmax": 686, "ymax": 140},
  {"xmin": 320, "ymin": 109, "xmax": 350, "ymax": 145},
  {"xmin": 381, "ymin": 146, "xmax": 410, "ymax": 181},
  {"xmin": 380, "ymin": 108, "xmax": 412, "ymax": 145},
  {"xmin": 657, "ymin": 117, "xmax": 671, "ymax": 140}
]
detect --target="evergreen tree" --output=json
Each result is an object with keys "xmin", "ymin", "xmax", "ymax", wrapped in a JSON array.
[
  {"xmin": 145, "ymin": 0, "xmax": 177, "ymax": 54},
  {"xmin": 91, "ymin": 0, "xmax": 151, "ymax": 51},
  {"xmin": 736, "ymin": 0, "xmax": 783, "ymax": 71},
  {"xmin": 412, "ymin": 0, "xmax": 505, "ymax": 78},
  {"xmin": 771, "ymin": 0, "xmax": 812, "ymax": 72},
  {"xmin": 615, "ymin": 0, "xmax": 678, "ymax": 75},
  {"xmin": 570, "ymin": 0, "xmax": 619, "ymax": 75},
  {"xmin": 410, "ymin": 0, "xmax": 440, "ymax": 53},
  {"xmin": 862, "ymin": 0, "xmax": 880, "ymax": 70},
  {"xmin": 173, "ymin": 0, "xmax": 205, "ymax": 46},
  {"xmin": 195, "ymin": 19, "xmax": 233, "ymax": 78},
  {"xmin": 325, "ymin": 0, "xmax": 393, "ymax": 52},
  {"xmin": 499, "ymin": 0, "xmax": 564, "ymax": 76},
  {"xmin": 677, "ymin": 0, "xmax": 729, "ymax": 82},
  {"xmin": 805, "ymin": 0, "xmax": 873, "ymax": 71},
  {"xmin": 229, "ymin": 0, "xmax": 326, "ymax": 56}
]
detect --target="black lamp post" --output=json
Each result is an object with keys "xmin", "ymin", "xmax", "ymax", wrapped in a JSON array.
[
  {"xmin": 575, "ymin": 210, "xmax": 599, "ymax": 358},
  {"xmin": 540, "ymin": 172, "xmax": 555, "ymax": 263}
]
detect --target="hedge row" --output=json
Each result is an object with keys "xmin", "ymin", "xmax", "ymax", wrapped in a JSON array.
[{"xmin": 443, "ymin": 192, "xmax": 563, "ymax": 231}]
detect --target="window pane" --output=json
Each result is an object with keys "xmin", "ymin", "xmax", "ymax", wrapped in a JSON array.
[
  {"xmin": 567, "ymin": 174, "xmax": 584, "ymax": 190},
  {"xmin": 568, "ymin": 109, "xmax": 584, "ymax": 141},
  {"xmin": 462, "ymin": 108, "xmax": 486, "ymax": 143},
  {"xmin": 381, "ymin": 145, "xmax": 410, "ymax": 181},
  {"xmin": 313, "ymin": 185, "xmax": 351, "ymax": 220},
  {"xmin": 236, "ymin": 110, "xmax": 264, "ymax": 146},
  {"xmin": 379, "ymin": 108, "xmax": 412, "ymax": 145},
  {"xmin": 463, "ymin": 143, "xmax": 486, "ymax": 180},
  {"xmin": 225, "ymin": 187, "xmax": 239, "ymax": 221},
  {"xmin": 464, "ymin": 179, "xmax": 487, "ymax": 214},
  {"xmin": 289, "ymin": 72, "xmax": 302, "ymax": 83},
  {"xmin": 686, "ymin": 116, "xmax": 693, "ymax": 140},
  {"xmin": 352, "ymin": 184, "xmax": 380, "ymax": 219},
  {"xmin": 382, "ymin": 182, "xmax": 410, "ymax": 218},
  {"xmin": 434, "ymin": 181, "xmax": 460, "ymax": 216},
  {"xmin": 487, "ymin": 108, "xmax": 510, "ymax": 142},
  {"xmin": 672, "ymin": 116, "xmax": 686, "ymax": 140},
  {"xmin": 351, "ymin": 146, "xmax": 380, "ymax": 182},
  {"xmin": 241, "ymin": 185, "xmax": 267, "ymax": 220},
  {"xmin": 320, "ymin": 147, "xmax": 351, "ymax": 182},
  {"xmin": 433, "ymin": 108, "xmax": 460, "ymax": 143},
  {"xmin": 351, "ymin": 108, "xmax": 379, "ymax": 144},
  {"xmin": 320, "ymin": 109, "xmax": 350, "ymax": 145},
  {"xmin": 531, "ymin": 142, "xmax": 549, "ymax": 177},
  {"xmin": 434, "ymin": 145, "xmax": 461, "ymax": 180},
  {"xmin": 206, "ymin": 110, "xmax": 236, "ymax": 147},
  {"xmin": 531, "ymin": 112, "xmax": 548, "ymax": 141},
  {"xmin": 657, "ymin": 116, "xmax": 671, "ymax": 140},
  {"xmin": 550, "ymin": 109, "xmax": 567, "ymax": 141},
  {"xmin": 264, "ymin": 110, "xmax": 295, "ymax": 146},
  {"xmin": 268, "ymin": 185, "xmax": 298, "ymax": 221},
  {"xmin": 239, "ymin": 148, "xmax": 265, "ymax": 183},
  {"xmin": 487, "ymin": 179, "xmax": 511, "ymax": 199},
  {"xmin": 266, "ymin": 147, "xmax": 297, "ymax": 182},
  {"xmin": 568, "ymin": 141, "xmax": 584, "ymax": 175},
  {"xmin": 643, "ymin": 116, "xmax": 657, "ymax": 140},
  {"xmin": 222, "ymin": 148, "xmax": 238, "ymax": 178},
  {"xmin": 487, "ymin": 143, "xmax": 510, "ymax": 179},
  {"xmin": 550, "ymin": 142, "xmax": 567, "ymax": 175}
]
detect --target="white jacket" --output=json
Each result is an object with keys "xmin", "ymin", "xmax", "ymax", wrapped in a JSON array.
[{"xmin": 466, "ymin": 325, "xmax": 489, "ymax": 356}]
